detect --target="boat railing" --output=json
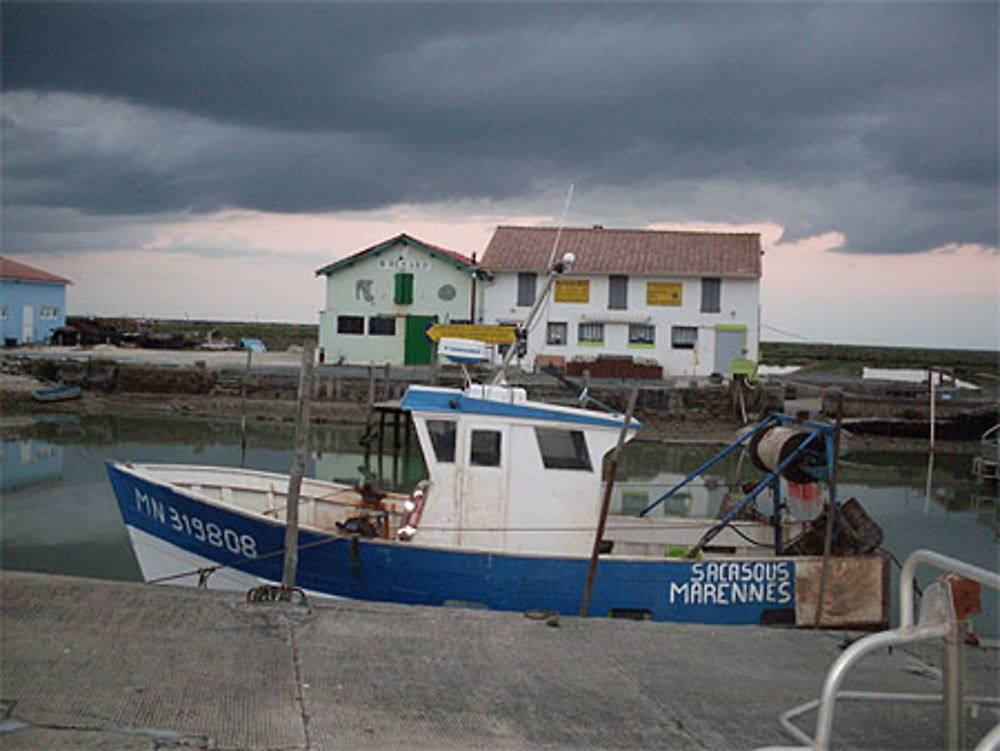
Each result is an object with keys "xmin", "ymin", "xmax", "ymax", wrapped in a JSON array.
[{"xmin": 756, "ymin": 549, "xmax": 1000, "ymax": 751}]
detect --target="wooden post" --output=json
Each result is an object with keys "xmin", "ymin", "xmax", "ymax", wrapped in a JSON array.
[
  {"xmin": 814, "ymin": 391, "xmax": 843, "ymax": 627},
  {"xmin": 581, "ymin": 388, "xmax": 637, "ymax": 618},
  {"xmin": 281, "ymin": 340, "xmax": 315, "ymax": 596},
  {"xmin": 929, "ymin": 368, "xmax": 937, "ymax": 452},
  {"xmin": 239, "ymin": 349, "xmax": 252, "ymax": 468}
]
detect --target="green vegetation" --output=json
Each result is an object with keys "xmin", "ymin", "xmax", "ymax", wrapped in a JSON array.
[
  {"xmin": 761, "ymin": 341, "xmax": 999, "ymax": 383},
  {"xmin": 153, "ymin": 319, "xmax": 318, "ymax": 352}
]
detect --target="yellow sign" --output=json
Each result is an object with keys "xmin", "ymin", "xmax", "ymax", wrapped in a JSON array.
[
  {"xmin": 647, "ymin": 281, "xmax": 683, "ymax": 306},
  {"xmin": 554, "ymin": 279, "xmax": 590, "ymax": 303},
  {"xmin": 425, "ymin": 323, "xmax": 516, "ymax": 344}
]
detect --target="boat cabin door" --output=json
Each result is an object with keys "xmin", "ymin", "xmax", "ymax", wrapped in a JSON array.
[{"xmin": 459, "ymin": 424, "xmax": 509, "ymax": 551}]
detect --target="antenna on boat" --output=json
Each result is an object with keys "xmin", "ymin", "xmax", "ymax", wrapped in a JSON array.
[
  {"xmin": 492, "ymin": 185, "xmax": 575, "ymax": 385},
  {"xmin": 546, "ymin": 183, "xmax": 574, "ymax": 268}
]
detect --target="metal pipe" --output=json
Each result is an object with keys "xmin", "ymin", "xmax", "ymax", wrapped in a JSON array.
[
  {"xmin": 777, "ymin": 692, "xmax": 1000, "ymax": 750},
  {"xmin": 900, "ymin": 549, "xmax": 1000, "ymax": 629},
  {"xmin": 811, "ymin": 551, "xmax": 1000, "ymax": 751},
  {"xmin": 685, "ymin": 427, "xmax": 824, "ymax": 558},
  {"xmin": 974, "ymin": 723, "xmax": 1000, "ymax": 751},
  {"xmin": 813, "ymin": 622, "xmax": 952, "ymax": 751},
  {"xmin": 639, "ymin": 415, "xmax": 777, "ymax": 517},
  {"xmin": 492, "ymin": 259, "xmax": 570, "ymax": 385},
  {"xmin": 944, "ymin": 619, "xmax": 965, "ymax": 751}
]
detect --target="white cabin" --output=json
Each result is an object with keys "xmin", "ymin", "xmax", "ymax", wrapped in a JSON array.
[{"xmin": 400, "ymin": 383, "xmax": 639, "ymax": 555}]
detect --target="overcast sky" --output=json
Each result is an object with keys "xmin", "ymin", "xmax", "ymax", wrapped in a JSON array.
[{"xmin": 3, "ymin": 2, "xmax": 997, "ymax": 349}]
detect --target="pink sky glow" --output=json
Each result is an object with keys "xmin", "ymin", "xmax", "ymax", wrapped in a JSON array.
[{"xmin": 12, "ymin": 208, "xmax": 1000, "ymax": 350}]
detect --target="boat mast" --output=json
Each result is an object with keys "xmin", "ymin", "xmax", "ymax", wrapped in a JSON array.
[
  {"xmin": 492, "ymin": 253, "xmax": 573, "ymax": 385},
  {"xmin": 493, "ymin": 185, "xmax": 576, "ymax": 386}
]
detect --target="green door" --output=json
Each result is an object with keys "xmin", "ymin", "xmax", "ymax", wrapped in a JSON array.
[{"xmin": 404, "ymin": 315, "xmax": 437, "ymax": 365}]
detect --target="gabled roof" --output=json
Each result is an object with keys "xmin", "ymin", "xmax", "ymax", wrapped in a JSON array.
[
  {"xmin": 0, "ymin": 256, "xmax": 72, "ymax": 285},
  {"xmin": 315, "ymin": 233, "xmax": 474, "ymax": 276},
  {"xmin": 480, "ymin": 226, "xmax": 762, "ymax": 278}
]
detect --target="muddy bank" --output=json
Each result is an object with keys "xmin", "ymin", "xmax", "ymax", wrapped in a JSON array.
[{"xmin": 2, "ymin": 369, "xmax": 983, "ymax": 454}]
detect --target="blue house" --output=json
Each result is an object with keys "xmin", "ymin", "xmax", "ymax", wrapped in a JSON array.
[{"xmin": 0, "ymin": 257, "xmax": 72, "ymax": 346}]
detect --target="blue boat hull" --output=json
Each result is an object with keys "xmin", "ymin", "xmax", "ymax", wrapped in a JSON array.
[
  {"xmin": 107, "ymin": 463, "xmax": 887, "ymax": 627},
  {"xmin": 31, "ymin": 385, "xmax": 82, "ymax": 402}
]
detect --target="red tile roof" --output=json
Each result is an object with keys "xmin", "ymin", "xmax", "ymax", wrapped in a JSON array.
[
  {"xmin": 480, "ymin": 226, "xmax": 761, "ymax": 278},
  {"xmin": 0, "ymin": 256, "xmax": 72, "ymax": 285}
]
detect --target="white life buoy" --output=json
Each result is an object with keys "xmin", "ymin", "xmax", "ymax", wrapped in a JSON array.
[{"xmin": 398, "ymin": 480, "xmax": 430, "ymax": 541}]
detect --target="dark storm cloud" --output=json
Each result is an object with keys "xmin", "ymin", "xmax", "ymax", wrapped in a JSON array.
[{"xmin": 2, "ymin": 2, "xmax": 997, "ymax": 255}]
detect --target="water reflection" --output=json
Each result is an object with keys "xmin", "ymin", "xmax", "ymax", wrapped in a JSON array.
[
  {"xmin": 1, "ymin": 439, "xmax": 65, "ymax": 493},
  {"xmin": 1, "ymin": 414, "xmax": 996, "ymax": 637}
]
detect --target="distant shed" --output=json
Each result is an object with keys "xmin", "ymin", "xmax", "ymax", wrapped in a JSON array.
[
  {"xmin": 315, "ymin": 234, "xmax": 475, "ymax": 366},
  {"xmin": 0, "ymin": 257, "xmax": 72, "ymax": 346}
]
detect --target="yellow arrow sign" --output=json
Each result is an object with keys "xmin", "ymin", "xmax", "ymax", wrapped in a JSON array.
[{"xmin": 426, "ymin": 323, "xmax": 517, "ymax": 344}]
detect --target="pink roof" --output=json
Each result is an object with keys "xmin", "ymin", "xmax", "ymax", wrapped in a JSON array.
[
  {"xmin": 480, "ymin": 226, "xmax": 762, "ymax": 278},
  {"xmin": 0, "ymin": 256, "xmax": 72, "ymax": 285}
]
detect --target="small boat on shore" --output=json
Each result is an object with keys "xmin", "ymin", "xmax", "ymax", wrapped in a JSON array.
[{"xmin": 31, "ymin": 384, "xmax": 82, "ymax": 403}]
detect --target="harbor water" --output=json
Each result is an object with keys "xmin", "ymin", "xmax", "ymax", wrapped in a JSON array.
[{"xmin": 2, "ymin": 413, "xmax": 996, "ymax": 637}]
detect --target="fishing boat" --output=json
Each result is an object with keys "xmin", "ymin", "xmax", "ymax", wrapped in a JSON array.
[
  {"xmin": 106, "ymin": 255, "xmax": 890, "ymax": 627},
  {"xmin": 31, "ymin": 384, "xmax": 82, "ymax": 403}
]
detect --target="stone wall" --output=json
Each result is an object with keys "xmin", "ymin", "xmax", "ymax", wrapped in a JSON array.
[{"xmin": 18, "ymin": 357, "xmax": 759, "ymax": 422}]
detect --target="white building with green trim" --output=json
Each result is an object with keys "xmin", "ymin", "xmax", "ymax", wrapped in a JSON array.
[
  {"xmin": 479, "ymin": 226, "xmax": 762, "ymax": 378},
  {"xmin": 316, "ymin": 234, "xmax": 476, "ymax": 365}
]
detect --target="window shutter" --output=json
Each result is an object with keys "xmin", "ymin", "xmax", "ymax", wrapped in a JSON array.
[{"xmin": 395, "ymin": 273, "xmax": 414, "ymax": 305}]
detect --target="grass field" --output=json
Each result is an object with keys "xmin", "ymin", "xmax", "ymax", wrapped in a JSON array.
[{"xmin": 761, "ymin": 341, "xmax": 998, "ymax": 382}]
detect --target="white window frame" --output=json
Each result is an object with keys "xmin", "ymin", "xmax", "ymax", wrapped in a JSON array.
[
  {"xmin": 578, "ymin": 322, "xmax": 605, "ymax": 345},
  {"xmin": 546, "ymin": 322, "xmax": 568, "ymax": 346},
  {"xmin": 701, "ymin": 278, "xmax": 721, "ymax": 313},
  {"xmin": 628, "ymin": 323, "xmax": 655, "ymax": 346},
  {"xmin": 671, "ymin": 325, "xmax": 698, "ymax": 349}
]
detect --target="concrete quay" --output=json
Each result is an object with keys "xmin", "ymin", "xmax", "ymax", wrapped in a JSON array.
[{"xmin": 2, "ymin": 571, "xmax": 997, "ymax": 750}]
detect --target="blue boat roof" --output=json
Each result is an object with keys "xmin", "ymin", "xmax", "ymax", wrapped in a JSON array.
[{"xmin": 401, "ymin": 386, "xmax": 641, "ymax": 431}]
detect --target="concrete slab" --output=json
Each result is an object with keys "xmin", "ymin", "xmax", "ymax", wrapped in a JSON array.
[{"xmin": 2, "ymin": 571, "xmax": 997, "ymax": 750}]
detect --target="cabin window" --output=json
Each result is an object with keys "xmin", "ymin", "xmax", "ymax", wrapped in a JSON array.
[
  {"xmin": 394, "ymin": 273, "xmax": 414, "ymax": 305},
  {"xmin": 39, "ymin": 306, "xmax": 60, "ymax": 320},
  {"xmin": 628, "ymin": 323, "xmax": 655, "ymax": 346},
  {"xmin": 337, "ymin": 315, "xmax": 364, "ymax": 335},
  {"xmin": 701, "ymin": 278, "xmax": 721, "ymax": 313},
  {"xmin": 427, "ymin": 420, "xmax": 456, "ymax": 463},
  {"xmin": 0, "ymin": 307, "xmax": 7, "ymax": 320},
  {"xmin": 578, "ymin": 322, "xmax": 604, "ymax": 345},
  {"xmin": 517, "ymin": 273, "xmax": 537, "ymax": 307},
  {"xmin": 608, "ymin": 275, "xmax": 628, "ymax": 310},
  {"xmin": 671, "ymin": 326, "xmax": 698, "ymax": 349},
  {"xmin": 368, "ymin": 316, "xmax": 396, "ymax": 336},
  {"xmin": 534, "ymin": 428, "xmax": 592, "ymax": 471},
  {"xmin": 546, "ymin": 322, "xmax": 568, "ymax": 346},
  {"xmin": 470, "ymin": 429, "xmax": 502, "ymax": 467}
]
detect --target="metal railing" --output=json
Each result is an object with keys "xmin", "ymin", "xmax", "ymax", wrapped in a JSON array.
[{"xmin": 758, "ymin": 549, "xmax": 1000, "ymax": 751}]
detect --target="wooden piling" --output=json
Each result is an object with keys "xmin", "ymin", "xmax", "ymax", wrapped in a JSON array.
[
  {"xmin": 581, "ymin": 388, "xmax": 637, "ymax": 618},
  {"xmin": 239, "ymin": 349, "xmax": 252, "ymax": 468},
  {"xmin": 281, "ymin": 340, "xmax": 315, "ymax": 596},
  {"xmin": 814, "ymin": 391, "xmax": 843, "ymax": 627}
]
